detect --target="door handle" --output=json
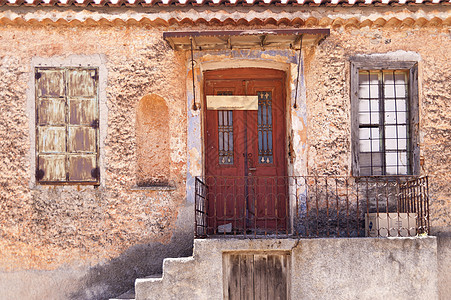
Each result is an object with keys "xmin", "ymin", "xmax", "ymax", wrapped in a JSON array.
[{"xmin": 248, "ymin": 167, "xmax": 257, "ymax": 171}]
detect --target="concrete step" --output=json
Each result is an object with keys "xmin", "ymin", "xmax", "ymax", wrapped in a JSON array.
[
  {"xmin": 109, "ymin": 288, "xmax": 135, "ymax": 300},
  {"xmin": 160, "ymin": 257, "xmax": 195, "ymax": 278},
  {"xmin": 109, "ymin": 274, "xmax": 162, "ymax": 300}
]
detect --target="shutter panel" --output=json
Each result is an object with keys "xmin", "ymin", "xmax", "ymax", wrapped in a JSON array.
[
  {"xmin": 38, "ymin": 99, "xmax": 65, "ymax": 126},
  {"xmin": 409, "ymin": 64, "xmax": 420, "ymax": 175},
  {"xmin": 67, "ymin": 69, "xmax": 99, "ymax": 183},
  {"xmin": 68, "ymin": 155, "xmax": 97, "ymax": 182},
  {"xmin": 36, "ymin": 67, "xmax": 99, "ymax": 184},
  {"xmin": 38, "ymin": 127, "xmax": 66, "ymax": 153},
  {"xmin": 38, "ymin": 155, "xmax": 66, "ymax": 182},
  {"xmin": 36, "ymin": 69, "xmax": 67, "ymax": 182},
  {"xmin": 69, "ymin": 99, "xmax": 97, "ymax": 125},
  {"xmin": 68, "ymin": 127, "xmax": 96, "ymax": 152},
  {"xmin": 68, "ymin": 69, "xmax": 96, "ymax": 97},
  {"xmin": 37, "ymin": 69, "xmax": 65, "ymax": 98},
  {"xmin": 350, "ymin": 62, "xmax": 360, "ymax": 177}
]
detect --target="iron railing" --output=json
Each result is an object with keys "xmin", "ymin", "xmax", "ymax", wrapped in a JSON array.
[{"xmin": 194, "ymin": 175, "xmax": 429, "ymax": 238}]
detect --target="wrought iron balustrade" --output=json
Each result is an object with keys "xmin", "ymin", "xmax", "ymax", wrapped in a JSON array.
[{"xmin": 194, "ymin": 175, "xmax": 429, "ymax": 238}]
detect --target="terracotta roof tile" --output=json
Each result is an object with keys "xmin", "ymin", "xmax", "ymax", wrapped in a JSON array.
[{"xmin": 0, "ymin": 0, "xmax": 449, "ymax": 6}]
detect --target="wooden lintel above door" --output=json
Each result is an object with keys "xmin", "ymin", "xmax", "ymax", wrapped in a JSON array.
[
  {"xmin": 163, "ymin": 28, "xmax": 330, "ymax": 51},
  {"xmin": 206, "ymin": 95, "xmax": 258, "ymax": 110}
]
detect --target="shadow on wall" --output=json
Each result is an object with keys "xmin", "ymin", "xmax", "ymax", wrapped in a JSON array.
[
  {"xmin": 0, "ymin": 227, "xmax": 193, "ymax": 300},
  {"xmin": 70, "ymin": 228, "xmax": 193, "ymax": 300}
]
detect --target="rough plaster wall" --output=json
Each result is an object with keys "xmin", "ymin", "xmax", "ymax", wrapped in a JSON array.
[
  {"xmin": 304, "ymin": 27, "xmax": 451, "ymax": 233},
  {"xmin": 0, "ymin": 20, "xmax": 450, "ymax": 299},
  {"xmin": 0, "ymin": 25, "xmax": 189, "ymax": 299}
]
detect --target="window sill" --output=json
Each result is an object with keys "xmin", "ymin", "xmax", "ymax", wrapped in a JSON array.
[
  {"xmin": 130, "ymin": 185, "xmax": 177, "ymax": 191},
  {"xmin": 353, "ymin": 175, "xmax": 420, "ymax": 183},
  {"xmin": 30, "ymin": 184, "xmax": 100, "ymax": 190}
]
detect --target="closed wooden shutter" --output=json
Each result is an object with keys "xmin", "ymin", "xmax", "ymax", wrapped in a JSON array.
[{"xmin": 36, "ymin": 68, "xmax": 99, "ymax": 184}]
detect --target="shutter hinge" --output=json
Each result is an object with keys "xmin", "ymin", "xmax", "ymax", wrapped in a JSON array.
[
  {"xmin": 35, "ymin": 72, "xmax": 41, "ymax": 80},
  {"xmin": 91, "ymin": 167, "xmax": 100, "ymax": 179},
  {"xmin": 36, "ymin": 169, "xmax": 44, "ymax": 181},
  {"xmin": 91, "ymin": 71, "xmax": 99, "ymax": 81},
  {"xmin": 91, "ymin": 119, "xmax": 99, "ymax": 129}
]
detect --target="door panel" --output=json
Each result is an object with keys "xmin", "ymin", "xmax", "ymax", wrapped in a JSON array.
[
  {"xmin": 223, "ymin": 252, "xmax": 289, "ymax": 300},
  {"xmin": 204, "ymin": 69, "xmax": 287, "ymax": 233}
]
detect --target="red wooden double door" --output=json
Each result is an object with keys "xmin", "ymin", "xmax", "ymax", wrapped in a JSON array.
[{"xmin": 204, "ymin": 68, "xmax": 288, "ymax": 233}]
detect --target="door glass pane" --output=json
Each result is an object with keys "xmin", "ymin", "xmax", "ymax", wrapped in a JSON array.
[
  {"xmin": 258, "ymin": 91, "xmax": 273, "ymax": 164},
  {"xmin": 217, "ymin": 91, "xmax": 233, "ymax": 165}
]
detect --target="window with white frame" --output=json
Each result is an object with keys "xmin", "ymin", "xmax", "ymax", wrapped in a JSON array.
[
  {"xmin": 351, "ymin": 60, "xmax": 419, "ymax": 176},
  {"xmin": 35, "ymin": 67, "xmax": 100, "ymax": 184}
]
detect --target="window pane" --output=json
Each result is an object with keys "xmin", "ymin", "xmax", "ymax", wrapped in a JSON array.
[
  {"xmin": 397, "ymin": 125, "xmax": 407, "ymax": 139},
  {"xmin": 398, "ymin": 152, "xmax": 408, "ymax": 174},
  {"xmin": 218, "ymin": 110, "xmax": 233, "ymax": 165},
  {"xmin": 386, "ymin": 166, "xmax": 398, "ymax": 175},
  {"xmin": 359, "ymin": 112, "xmax": 379, "ymax": 125},
  {"xmin": 385, "ymin": 152, "xmax": 398, "ymax": 166},
  {"xmin": 359, "ymin": 72, "xmax": 379, "ymax": 99},
  {"xmin": 385, "ymin": 126, "xmax": 397, "ymax": 139},
  {"xmin": 359, "ymin": 128, "xmax": 380, "ymax": 152},
  {"xmin": 386, "ymin": 138, "xmax": 407, "ymax": 151},
  {"xmin": 359, "ymin": 72, "xmax": 379, "ymax": 85},
  {"xmin": 359, "ymin": 152, "xmax": 383, "ymax": 175},
  {"xmin": 359, "ymin": 84, "xmax": 379, "ymax": 100},
  {"xmin": 258, "ymin": 91, "xmax": 273, "ymax": 164},
  {"xmin": 385, "ymin": 152, "xmax": 408, "ymax": 175},
  {"xmin": 385, "ymin": 84, "xmax": 407, "ymax": 98}
]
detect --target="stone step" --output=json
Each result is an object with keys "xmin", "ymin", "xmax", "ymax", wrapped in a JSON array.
[
  {"xmin": 110, "ymin": 274, "xmax": 162, "ymax": 300},
  {"xmin": 160, "ymin": 257, "xmax": 195, "ymax": 278},
  {"xmin": 109, "ymin": 288, "xmax": 135, "ymax": 300}
]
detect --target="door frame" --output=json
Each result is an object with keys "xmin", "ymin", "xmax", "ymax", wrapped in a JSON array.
[
  {"xmin": 202, "ymin": 68, "xmax": 289, "ymax": 178},
  {"xmin": 185, "ymin": 52, "xmax": 308, "ymax": 236},
  {"xmin": 202, "ymin": 68, "xmax": 289, "ymax": 231}
]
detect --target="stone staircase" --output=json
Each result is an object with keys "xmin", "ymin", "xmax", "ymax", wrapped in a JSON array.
[
  {"xmin": 111, "ymin": 237, "xmax": 439, "ymax": 300},
  {"xmin": 111, "ymin": 238, "xmax": 297, "ymax": 300}
]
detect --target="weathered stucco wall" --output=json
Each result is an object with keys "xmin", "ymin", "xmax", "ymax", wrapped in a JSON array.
[
  {"xmin": 304, "ymin": 27, "xmax": 451, "ymax": 233},
  {"xmin": 0, "ymin": 25, "xmax": 191, "ymax": 299},
  {"xmin": 0, "ymin": 6, "xmax": 449, "ymax": 299}
]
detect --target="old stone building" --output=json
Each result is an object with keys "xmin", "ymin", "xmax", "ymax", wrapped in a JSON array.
[{"xmin": 0, "ymin": 0, "xmax": 450, "ymax": 299}]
